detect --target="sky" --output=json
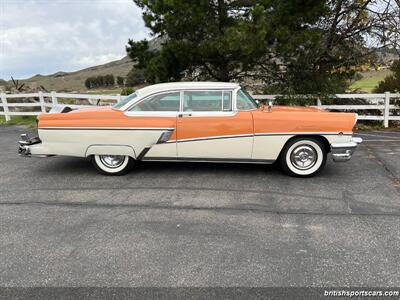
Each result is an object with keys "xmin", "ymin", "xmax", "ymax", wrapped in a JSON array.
[{"xmin": 0, "ymin": 0, "xmax": 150, "ymax": 80}]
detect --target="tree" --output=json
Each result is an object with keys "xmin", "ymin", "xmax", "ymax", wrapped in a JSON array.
[
  {"xmin": 128, "ymin": 0, "xmax": 399, "ymax": 94},
  {"xmin": 125, "ymin": 68, "xmax": 145, "ymax": 86},
  {"xmin": 374, "ymin": 60, "xmax": 400, "ymax": 92},
  {"xmin": 117, "ymin": 76, "xmax": 124, "ymax": 86},
  {"xmin": 85, "ymin": 77, "xmax": 92, "ymax": 89},
  {"xmin": 85, "ymin": 74, "xmax": 116, "ymax": 89},
  {"xmin": 104, "ymin": 74, "xmax": 115, "ymax": 86}
]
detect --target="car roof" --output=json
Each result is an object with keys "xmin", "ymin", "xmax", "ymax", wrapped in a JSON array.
[{"xmin": 136, "ymin": 82, "xmax": 240, "ymax": 98}]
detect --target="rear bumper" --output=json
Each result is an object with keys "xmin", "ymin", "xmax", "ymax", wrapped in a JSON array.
[
  {"xmin": 18, "ymin": 134, "xmax": 52, "ymax": 157},
  {"xmin": 330, "ymin": 137, "xmax": 363, "ymax": 162}
]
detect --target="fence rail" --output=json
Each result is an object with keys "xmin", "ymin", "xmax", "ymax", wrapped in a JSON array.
[
  {"xmin": 1, "ymin": 91, "xmax": 399, "ymax": 128},
  {"xmin": 252, "ymin": 92, "xmax": 400, "ymax": 128}
]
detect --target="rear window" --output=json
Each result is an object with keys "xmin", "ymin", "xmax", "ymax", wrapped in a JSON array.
[{"xmin": 113, "ymin": 93, "xmax": 138, "ymax": 109}]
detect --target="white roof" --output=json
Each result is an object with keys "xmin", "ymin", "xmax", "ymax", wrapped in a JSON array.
[{"xmin": 136, "ymin": 82, "xmax": 240, "ymax": 98}]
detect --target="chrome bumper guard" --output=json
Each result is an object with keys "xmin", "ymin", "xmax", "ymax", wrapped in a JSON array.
[
  {"xmin": 18, "ymin": 134, "xmax": 42, "ymax": 156},
  {"xmin": 330, "ymin": 137, "xmax": 363, "ymax": 162}
]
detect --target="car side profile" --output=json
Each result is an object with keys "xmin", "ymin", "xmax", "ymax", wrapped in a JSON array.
[{"xmin": 19, "ymin": 82, "xmax": 362, "ymax": 177}]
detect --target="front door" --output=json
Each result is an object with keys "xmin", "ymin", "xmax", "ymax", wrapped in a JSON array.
[{"xmin": 177, "ymin": 90, "xmax": 253, "ymax": 160}]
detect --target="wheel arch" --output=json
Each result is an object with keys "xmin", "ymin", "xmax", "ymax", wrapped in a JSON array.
[
  {"xmin": 278, "ymin": 135, "xmax": 330, "ymax": 160},
  {"xmin": 85, "ymin": 145, "xmax": 136, "ymax": 158}
]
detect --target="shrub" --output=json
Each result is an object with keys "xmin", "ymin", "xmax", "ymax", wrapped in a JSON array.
[{"xmin": 121, "ymin": 87, "xmax": 135, "ymax": 95}]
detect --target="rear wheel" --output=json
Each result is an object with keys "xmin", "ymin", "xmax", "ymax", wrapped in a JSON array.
[
  {"xmin": 92, "ymin": 155, "xmax": 134, "ymax": 175},
  {"xmin": 280, "ymin": 138, "xmax": 327, "ymax": 177}
]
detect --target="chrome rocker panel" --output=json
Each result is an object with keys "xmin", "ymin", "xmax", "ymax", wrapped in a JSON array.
[{"xmin": 330, "ymin": 137, "xmax": 363, "ymax": 162}]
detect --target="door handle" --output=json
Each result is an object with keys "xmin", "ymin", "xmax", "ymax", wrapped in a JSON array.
[{"xmin": 178, "ymin": 113, "xmax": 192, "ymax": 118}]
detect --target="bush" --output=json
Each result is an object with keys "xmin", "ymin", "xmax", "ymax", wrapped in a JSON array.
[{"xmin": 121, "ymin": 87, "xmax": 135, "ymax": 95}]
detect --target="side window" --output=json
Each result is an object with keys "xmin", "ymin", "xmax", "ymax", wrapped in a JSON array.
[
  {"xmin": 130, "ymin": 92, "xmax": 180, "ymax": 112},
  {"xmin": 223, "ymin": 92, "xmax": 232, "ymax": 111},
  {"xmin": 236, "ymin": 89, "xmax": 257, "ymax": 110},
  {"xmin": 183, "ymin": 91, "xmax": 232, "ymax": 112}
]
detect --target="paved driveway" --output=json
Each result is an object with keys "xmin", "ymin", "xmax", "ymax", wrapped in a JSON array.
[{"xmin": 0, "ymin": 126, "xmax": 399, "ymax": 287}]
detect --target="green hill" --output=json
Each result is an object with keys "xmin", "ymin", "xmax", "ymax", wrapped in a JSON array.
[{"xmin": 349, "ymin": 68, "xmax": 392, "ymax": 93}]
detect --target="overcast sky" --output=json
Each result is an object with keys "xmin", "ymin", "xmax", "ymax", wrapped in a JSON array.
[{"xmin": 0, "ymin": 0, "xmax": 149, "ymax": 79}]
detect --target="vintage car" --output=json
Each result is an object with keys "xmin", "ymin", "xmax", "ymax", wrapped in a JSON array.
[{"xmin": 18, "ymin": 82, "xmax": 362, "ymax": 177}]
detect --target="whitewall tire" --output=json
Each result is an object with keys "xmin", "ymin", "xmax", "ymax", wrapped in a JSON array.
[
  {"xmin": 280, "ymin": 138, "xmax": 327, "ymax": 177},
  {"xmin": 92, "ymin": 155, "xmax": 134, "ymax": 175}
]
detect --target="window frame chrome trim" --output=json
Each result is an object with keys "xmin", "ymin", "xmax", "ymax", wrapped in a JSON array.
[
  {"xmin": 124, "ymin": 90, "xmax": 182, "ymax": 114},
  {"xmin": 121, "ymin": 88, "xmax": 237, "ymax": 112}
]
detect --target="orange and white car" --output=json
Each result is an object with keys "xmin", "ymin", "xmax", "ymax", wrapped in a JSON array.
[{"xmin": 18, "ymin": 82, "xmax": 362, "ymax": 177}]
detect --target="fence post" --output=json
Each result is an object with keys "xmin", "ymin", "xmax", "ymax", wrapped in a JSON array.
[
  {"xmin": 1, "ymin": 93, "xmax": 11, "ymax": 122},
  {"xmin": 38, "ymin": 91, "xmax": 46, "ymax": 113},
  {"xmin": 384, "ymin": 92, "xmax": 390, "ymax": 128},
  {"xmin": 51, "ymin": 91, "xmax": 58, "ymax": 107}
]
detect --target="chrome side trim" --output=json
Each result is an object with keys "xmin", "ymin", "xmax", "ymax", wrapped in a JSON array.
[
  {"xmin": 124, "ymin": 111, "xmax": 179, "ymax": 118},
  {"xmin": 166, "ymin": 132, "xmax": 351, "ymax": 144},
  {"xmin": 255, "ymin": 132, "xmax": 353, "ymax": 136},
  {"xmin": 167, "ymin": 134, "xmax": 253, "ymax": 144},
  {"xmin": 180, "ymin": 111, "xmax": 237, "ymax": 117},
  {"xmin": 39, "ymin": 127, "xmax": 174, "ymax": 131},
  {"xmin": 142, "ymin": 157, "xmax": 274, "ymax": 164},
  {"xmin": 157, "ymin": 131, "xmax": 174, "ymax": 144},
  {"xmin": 137, "ymin": 147, "xmax": 151, "ymax": 160}
]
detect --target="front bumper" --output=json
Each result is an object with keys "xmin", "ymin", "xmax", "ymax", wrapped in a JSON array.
[
  {"xmin": 18, "ymin": 134, "xmax": 43, "ymax": 157},
  {"xmin": 330, "ymin": 137, "xmax": 363, "ymax": 162}
]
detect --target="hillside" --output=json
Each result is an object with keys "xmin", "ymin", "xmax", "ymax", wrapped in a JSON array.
[
  {"xmin": 1, "ymin": 38, "xmax": 165, "ymax": 92},
  {"xmin": 16, "ymin": 56, "xmax": 134, "ymax": 92},
  {"xmin": 349, "ymin": 68, "xmax": 392, "ymax": 93}
]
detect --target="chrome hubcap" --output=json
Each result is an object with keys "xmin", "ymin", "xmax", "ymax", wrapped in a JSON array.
[
  {"xmin": 99, "ymin": 155, "xmax": 125, "ymax": 168},
  {"xmin": 290, "ymin": 145, "xmax": 317, "ymax": 170}
]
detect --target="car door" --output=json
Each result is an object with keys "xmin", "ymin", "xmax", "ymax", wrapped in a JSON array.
[{"xmin": 176, "ymin": 89, "xmax": 254, "ymax": 160}]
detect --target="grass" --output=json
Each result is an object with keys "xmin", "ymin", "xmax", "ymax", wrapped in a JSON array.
[
  {"xmin": 0, "ymin": 116, "xmax": 37, "ymax": 127},
  {"xmin": 86, "ymin": 87, "xmax": 123, "ymax": 95},
  {"xmin": 349, "ymin": 69, "xmax": 392, "ymax": 93},
  {"xmin": 354, "ymin": 121, "xmax": 385, "ymax": 131}
]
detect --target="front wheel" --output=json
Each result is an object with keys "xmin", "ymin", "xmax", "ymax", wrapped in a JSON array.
[
  {"xmin": 280, "ymin": 138, "xmax": 327, "ymax": 177},
  {"xmin": 92, "ymin": 155, "xmax": 134, "ymax": 175}
]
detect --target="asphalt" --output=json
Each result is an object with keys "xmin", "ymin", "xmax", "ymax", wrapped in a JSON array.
[{"xmin": 0, "ymin": 126, "xmax": 399, "ymax": 287}]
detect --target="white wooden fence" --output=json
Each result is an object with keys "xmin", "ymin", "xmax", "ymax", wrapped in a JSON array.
[
  {"xmin": 1, "ymin": 91, "xmax": 399, "ymax": 128},
  {"xmin": 253, "ymin": 92, "xmax": 400, "ymax": 128}
]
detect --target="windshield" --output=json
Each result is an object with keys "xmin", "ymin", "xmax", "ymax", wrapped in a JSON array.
[{"xmin": 112, "ymin": 92, "xmax": 138, "ymax": 109}]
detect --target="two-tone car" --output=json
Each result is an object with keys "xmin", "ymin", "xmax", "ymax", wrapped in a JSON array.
[{"xmin": 18, "ymin": 82, "xmax": 362, "ymax": 177}]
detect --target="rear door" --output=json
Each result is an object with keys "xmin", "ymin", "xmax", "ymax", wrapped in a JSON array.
[{"xmin": 176, "ymin": 90, "xmax": 253, "ymax": 160}]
